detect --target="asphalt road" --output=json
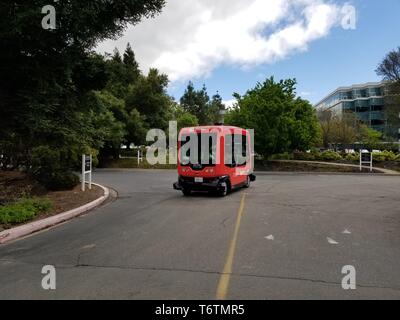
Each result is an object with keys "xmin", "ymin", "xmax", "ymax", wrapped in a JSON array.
[{"xmin": 1, "ymin": 170, "xmax": 400, "ymax": 300}]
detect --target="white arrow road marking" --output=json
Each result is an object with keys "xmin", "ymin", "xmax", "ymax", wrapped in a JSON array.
[
  {"xmin": 265, "ymin": 235, "xmax": 275, "ymax": 241},
  {"xmin": 342, "ymin": 229, "xmax": 351, "ymax": 234},
  {"xmin": 327, "ymin": 237, "xmax": 339, "ymax": 245}
]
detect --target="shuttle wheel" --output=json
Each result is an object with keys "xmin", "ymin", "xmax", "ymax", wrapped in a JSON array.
[
  {"xmin": 219, "ymin": 181, "xmax": 229, "ymax": 197},
  {"xmin": 243, "ymin": 175, "xmax": 250, "ymax": 188}
]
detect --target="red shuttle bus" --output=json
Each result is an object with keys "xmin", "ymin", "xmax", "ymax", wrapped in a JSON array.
[{"xmin": 173, "ymin": 125, "xmax": 256, "ymax": 196}]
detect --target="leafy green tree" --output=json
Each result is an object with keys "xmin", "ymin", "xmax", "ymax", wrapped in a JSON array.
[
  {"xmin": 225, "ymin": 77, "xmax": 320, "ymax": 158},
  {"xmin": 318, "ymin": 115, "xmax": 357, "ymax": 148},
  {"xmin": 359, "ymin": 126, "xmax": 383, "ymax": 149},
  {"xmin": 126, "ymin": 109, "xmax": 148, "ymax": 148},
  {"xmin": 0, "ymin": 0, "xmax": 165, "ymax": 183},
  {"xmin": 169, "ymin": 103, "xmax": 199, "ymax": 131},
  {"xmin": 125, "ymin": 69, "xmax": 172, "ymax": 130},
  {"xmin": 95, "ymin": 46, "xmax": 171, "ymax": 150},
  {"xmin": 86, "ymin": 91, "xmax": 127, "ymax": 160},
  {"xmin": 318, "ymin": 110, "xmax": 383, "ymax": 148},
  {"xmin": 176, "ymin": 113, "xmax": 199, "ymax": 131}
]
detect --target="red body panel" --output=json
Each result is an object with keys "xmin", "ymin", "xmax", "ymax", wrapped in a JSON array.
[{"xmin": 177, "ymin": 126, "xmax": 253, "ymax": 188}]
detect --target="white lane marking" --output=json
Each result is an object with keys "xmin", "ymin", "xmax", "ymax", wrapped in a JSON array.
[
  {"xmin": 265, "ymin": 235, "xmax": 275, "ymax": 241},
  {"xmin": 327, "ymin": 237, "xmax": 339, "ymax": 245},
  {"xmin": 342, "ymin": 229, "xmax": 351, "ymax": 234},
  {"xmin": 81, "ymin": 244, "xmax": 96, "ymax": 250}
]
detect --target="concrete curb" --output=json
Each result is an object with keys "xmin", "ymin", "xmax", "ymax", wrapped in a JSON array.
[
  {"xmin": 0, "ymin": 183, "xmax": 110, "ymax": 245},
  {"xmin": 254, "ymin": 171, "xmax": 399, "ymax": 177},
  {"xmin": 264, "ymin": 160, "xmax": 400, "ymax": 175}
]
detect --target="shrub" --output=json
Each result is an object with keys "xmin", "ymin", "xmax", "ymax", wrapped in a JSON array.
[
  {"xmin": 46, "ymin": 172, "xmax": 80, "ymax": 191},
  {"xmin": 383, "ymin": 151, "xmax": 396, "ymax": 161},
  {"xmin": 373, "ymin": 151, "xmax": 397, "ymax": 162},
  {"xmin": 293, "ymin": 152, "xmax": 316, "ymax": 161},
  {"xmin": 317, "ymin": 151, "xmax": 342, "ymax": 161},
  {"xmin": 372, "ymin": 152, "xmax": 386, "ymax": 162},
  {"xmin": 269, "ymin": 153, "xmax": 294, "ymax": 160},
  {"xmin": 31, "ymin": 146, "xmax": 61, "ymax": 184},
  {"xmin": 345, "ymin": 153, "xmax": 359, "ymax": 162},
  {"xmin": 30, "ymin": 146, "xmax": 79, "ymax": 191},
  {"xmin": 0, "ymin": 198, "xmax": 52, "ymax": 225}
]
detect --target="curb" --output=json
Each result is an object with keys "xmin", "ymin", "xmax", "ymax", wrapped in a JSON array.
[
  {"xmin": 263, "ymin": 160, "xmax": 400, "ymax": 175},
  {"xmin": 0, "ymin": 183, "xmax": 110, "ymax": 245},
  {"xmin": 254, "ymin": 171, "xmax": 399, "ymax": 177}
]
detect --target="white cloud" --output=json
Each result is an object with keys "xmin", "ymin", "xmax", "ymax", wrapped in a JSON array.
[
  {"xmin": 96, "ymin": 0, "xmax": 348, "ymax": 82},
  {"xmin": 222, "ymin": 99, "xmax": 238, "ymax": 109}
]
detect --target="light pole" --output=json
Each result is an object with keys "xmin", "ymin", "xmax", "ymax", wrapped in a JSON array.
[{"xmin": 219, "ymin": 108, "xmax": 226, "ymax": 125}]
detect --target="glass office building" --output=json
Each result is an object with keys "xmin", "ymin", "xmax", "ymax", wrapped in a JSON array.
[{"xmin": 315, "ymin": 82, "xmax": 389, "ymax": 133}]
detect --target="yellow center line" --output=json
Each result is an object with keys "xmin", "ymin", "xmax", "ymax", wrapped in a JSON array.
[{"xmin": 216, "ymin": 193, "xmax": 248, "ymax": 300}]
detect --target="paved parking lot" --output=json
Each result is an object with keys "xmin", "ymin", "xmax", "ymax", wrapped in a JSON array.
[{"xmin": 1, "ymin": 170, "xmax": 400, "ymax": 299}]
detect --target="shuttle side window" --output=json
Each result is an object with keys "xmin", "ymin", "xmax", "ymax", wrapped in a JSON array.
[{"xmin": 225, "ymin": 134, "xmax": 248, "ymax": 167}]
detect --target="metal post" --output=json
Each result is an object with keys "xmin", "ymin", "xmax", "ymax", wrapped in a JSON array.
[
  {"xmin": 219, "ymin": 109, "xmax": 226, "ymax": 124},
  {"xmin": 89, "ymin": 154, "xmax": 92, "ymax": 190},
  {"xmin": 138, "ymin": 149, "xmax": 140, "ymax": 166},
  {"xmin": 370, "ymin": 153, "xmax": 373, "ymax": 173},
  {"xmin": 81, "ymin": 154, "xmax": 85, "ymax": 192}
]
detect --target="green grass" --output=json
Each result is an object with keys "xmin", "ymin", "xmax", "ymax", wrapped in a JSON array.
[{"xmin": 0, "ymin": 198, "xmax": 52, "ymax": 225}]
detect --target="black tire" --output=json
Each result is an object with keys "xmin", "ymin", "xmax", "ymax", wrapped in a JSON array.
[
  {"xmin": 218, "ymin": 181, "xmax": 229, "ymax": 197},
  {"xmin": 243, "ymin": 175, "xmax": 250, "ymax": 188},
  {"xmin": 182, "ymin": 188, "xmax": 191, "ymax": 196}
]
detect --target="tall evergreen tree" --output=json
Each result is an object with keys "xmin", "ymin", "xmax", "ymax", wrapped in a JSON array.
[
  {"xmin": 209, "ymin": 92, "xmax": 226, "ymax": 124},
  {"xmin": 180, "ymin": 82, "xmax": 211, "ymax": 125},
  {"xmin": 123, "ymin": 43, "xmax": 141, "ymax": 83},
  {"xmin": 112, "ymin": 48, "xmax": 123, "ymax": 63}
]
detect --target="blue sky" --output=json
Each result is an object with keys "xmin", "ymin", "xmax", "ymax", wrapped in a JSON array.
[
  {"xmin": 168, "ymin": 0, "xmax": 400, "ymax": 105},
  {"xmin": 98, "ymin": 0, "xmax": 400, "ymax": 106}
]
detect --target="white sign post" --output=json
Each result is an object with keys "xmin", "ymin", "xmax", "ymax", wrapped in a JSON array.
[
  {"xmin": 82, "ymin": 154, "xmax": 92, "ymax": 192},
  {"xmin": 360, "ymin": 151, "xmax": 373, "ymax": 172},
  {"xmin": 137, "ymin": 148, "xmax": 144, "ymax": 166}
]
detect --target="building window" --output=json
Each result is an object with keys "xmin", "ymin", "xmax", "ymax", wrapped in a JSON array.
[
  {"xmin": 371, "ymin": 105, "xmax": 383, "ymax": 111},
  {"xmin": 371, "ymin": 120, "xmax": 385, "ymax": 126}
]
